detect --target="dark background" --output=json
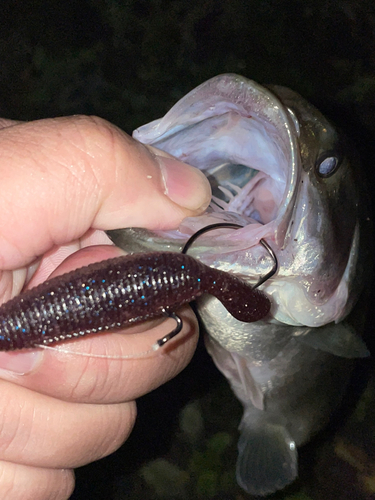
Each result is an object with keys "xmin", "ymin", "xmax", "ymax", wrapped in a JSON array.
[{"xmin": 1, "ymin": 1, "xmax": 375, "ymax": 499}]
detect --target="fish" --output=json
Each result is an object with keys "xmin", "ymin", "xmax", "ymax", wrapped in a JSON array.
[{"xmin": 107, "ymin": 74, "xmax": 371, "ymax": 495}]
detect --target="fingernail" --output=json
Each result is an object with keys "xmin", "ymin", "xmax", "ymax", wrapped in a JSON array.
[
  {"xmin": 156, "ymin": 156, "xmax": 211, "ymax": 211},
  {"xmin": 0, "ymin": 351, "xmax": 43, "ymax": 375}
]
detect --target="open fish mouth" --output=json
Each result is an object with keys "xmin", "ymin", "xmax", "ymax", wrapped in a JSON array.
[
  {"xmin": 133, "ymin": 74, "xmax": 298, "ymax": 249},
  {"xmin": 109, "ymin": 74, "xmax": 299, "ymax": 267}
]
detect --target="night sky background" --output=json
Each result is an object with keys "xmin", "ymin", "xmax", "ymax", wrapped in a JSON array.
[{"xmin": 1, "ymin": 1, "xmax": 375, "ymax": 499}]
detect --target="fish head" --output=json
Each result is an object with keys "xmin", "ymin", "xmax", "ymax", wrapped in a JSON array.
[
  {"xmin": 263, "ymin": 83, "xmax": 365, "ymax": 326},
  {"xmin": 107, "ymin": 74, "xmax": 368, "ymax": 353}
]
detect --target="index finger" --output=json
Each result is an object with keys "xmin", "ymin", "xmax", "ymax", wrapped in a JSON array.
[{"xmin": 0, "ymin": 115, "xmax": 211, "ymax": 270}]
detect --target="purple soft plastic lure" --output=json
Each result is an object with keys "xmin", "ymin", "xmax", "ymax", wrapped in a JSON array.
[{"xmin": 0, "ymin": 252, "xmax": 270, "ymax": 351}]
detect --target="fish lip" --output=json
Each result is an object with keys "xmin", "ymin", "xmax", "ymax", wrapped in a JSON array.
[{"xmin": 133, "ymin": 74, "xmax": 300, "ymax": 250}]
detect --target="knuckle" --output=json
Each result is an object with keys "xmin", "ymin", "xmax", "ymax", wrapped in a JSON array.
[{"xmin": 93, "ymin": 401, "xmax": 137, "ymax": 461}]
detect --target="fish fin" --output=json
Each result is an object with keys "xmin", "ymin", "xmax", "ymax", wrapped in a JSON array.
[
  {"xmin": 205, "ymin": 335, "xmax": 264, "ymax": 410},
  {"xmin": 232, "ymin": 352, "xmax": 264, "ymax": 410},
  {"xmin": 236, "ymin": 417, "xmax": 298, "ymax": 496},
  {"xmin": 294, "ymin": 322, "xmax": 369, "ymax": 359}
]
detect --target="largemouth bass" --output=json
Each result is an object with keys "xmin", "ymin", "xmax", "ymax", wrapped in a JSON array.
[{"xmin": 107, "ymin": 74, "xmax": 371, "ymax": 496}]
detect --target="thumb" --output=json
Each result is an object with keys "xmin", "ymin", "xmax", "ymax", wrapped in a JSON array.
[{"xmin": 0, "ymin": 115, "xmax": 211, "ymax": 269}]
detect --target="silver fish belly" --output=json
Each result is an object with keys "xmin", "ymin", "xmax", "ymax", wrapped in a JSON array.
[{"xmin": 107, "ymin": 74, "xmax": 371, "ymax": 495}]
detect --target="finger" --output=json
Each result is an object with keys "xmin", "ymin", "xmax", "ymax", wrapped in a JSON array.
[
  {"xmin": 0, "ymin": 118, "xmax": 22, "ymax": 130},
  {"xmin": 19, "ymin": 229, "xmax": 113, "ymax": 290},
  {"xmin": 0, "ymin": 115, "xmax": 211, "ymax": 270},
  {"xmin": 0, "ymin": 461, "xmax": 74, "ymax": 500},
  {"xmin": 0, "ymin": 380, "xmax": 136, "ymax": 468}
]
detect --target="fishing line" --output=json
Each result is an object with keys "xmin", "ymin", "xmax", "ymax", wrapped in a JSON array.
[{"xmin": 37, "ymin": 343, "xmax": 158, "ymax": 359}]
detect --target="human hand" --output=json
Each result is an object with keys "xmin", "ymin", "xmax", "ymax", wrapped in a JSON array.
[{"xmin": 0, "ymin": 116, "xmax": 211, "ymax": 499}]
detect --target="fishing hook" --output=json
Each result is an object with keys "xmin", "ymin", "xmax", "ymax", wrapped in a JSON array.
[
  {"xmin": 154, "ymin": 310, "xmax": 183, "ymax": 347},
  {"xmin": 254, "ymin": 239, "xmax": 278, "ymax": 289},
  {"xmin": 181, "ymin": 222, "xmax": 278, "ymax": 288},
  {"xmin": 153, "ymin": 222, "xmax": 278, "ymax": 348},
  {"xmin": 181, "ymin": 222, "xmax": 245, "ymax": 254},
  {"xmin": 154, "ymin": 224, "xmax": 250, "ymax": 346}
]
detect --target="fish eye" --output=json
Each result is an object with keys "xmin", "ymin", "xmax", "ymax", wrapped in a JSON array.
[{"xmin": 316, "ymin": 153, "xmax": 340, "ymax": 178}]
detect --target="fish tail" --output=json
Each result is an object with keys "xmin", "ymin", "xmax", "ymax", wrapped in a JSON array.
[{"xmin": 236, "ymin": 413, "xmax": 298, "ymax": 496}]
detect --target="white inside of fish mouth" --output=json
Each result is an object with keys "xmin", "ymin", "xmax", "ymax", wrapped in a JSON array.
[
  {"xmin": 157, "ymin": 110, "xmax": 290, "ymax": 226},
  {"xmin": 207, "ymin": 163, "xmax": 279, "ymax": 224}
]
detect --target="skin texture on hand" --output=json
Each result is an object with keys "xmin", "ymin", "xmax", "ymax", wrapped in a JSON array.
[{"xmin": 0, "ymin": 116, "xmax": 211, "ymax": 500}]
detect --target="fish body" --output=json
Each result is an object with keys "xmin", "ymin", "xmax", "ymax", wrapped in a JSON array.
[
  {"xmin": 205, "ymin": 330, "xmax": 355, "ymax": 496},
  {"xmin": 108, "ymin": 74, "xmax": 371, "ymax": 495}
]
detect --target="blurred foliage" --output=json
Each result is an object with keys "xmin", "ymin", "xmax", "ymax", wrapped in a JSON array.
[
  {"xmin": 1, "ymin": 0, "xmax": 375, "ymax": 137},
  {"xmin": 1, "ymin": 1, "xmax": 375, "ymax": 499}
]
